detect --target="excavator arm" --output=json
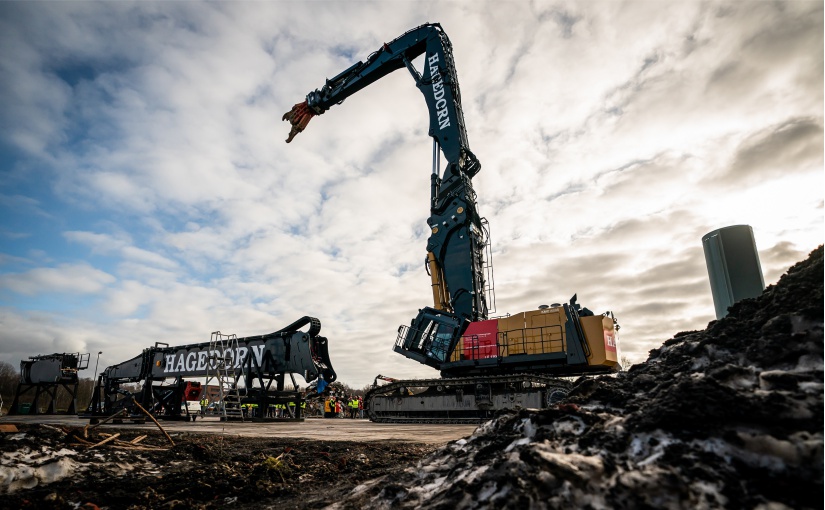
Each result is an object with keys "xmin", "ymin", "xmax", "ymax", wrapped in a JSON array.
[
  {"xmin": 283, "ymin": 23, "xmax": 476, "ymax": 174},
  {"xmin": 284, "ymin": 23, "xmax": 492, "ymax": 368}
]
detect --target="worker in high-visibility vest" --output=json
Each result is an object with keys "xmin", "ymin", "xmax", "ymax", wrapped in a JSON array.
[{"xmin": 199, "ymin": 397, "xmax": 208, "ymax": 416}]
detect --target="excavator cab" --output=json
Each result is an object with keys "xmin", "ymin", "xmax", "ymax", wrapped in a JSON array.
[{"xmin": 394, "ymin": 307, "xmax": 464, "ymax": 368}]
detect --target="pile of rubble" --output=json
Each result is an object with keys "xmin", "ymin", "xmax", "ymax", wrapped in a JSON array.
[{"xmin": 336, "ymin": 246, "xmax": 823, "ymax": 509}]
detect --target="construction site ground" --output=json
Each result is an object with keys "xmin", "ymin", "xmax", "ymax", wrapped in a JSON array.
[
  {"xmin": 0, "ymin": 414, "xmax": 476, "ymax": 443},
  {"xmin": 0, "ymin": 414, "xmax": 477, "ymax": 509}
]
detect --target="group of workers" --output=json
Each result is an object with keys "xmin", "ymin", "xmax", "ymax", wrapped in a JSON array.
[
  {"xmin": 193, "ymin": 387, "xmax": 365, "ymax": 419},
  {"xmin": 196, "ymin": 392, "xmax": 366, "ymax": 419},
  {"xmin": 197, "ymin": 397, "xmax": 306, "ymax": 418},
  {"xmin": 321, "ymin": 394, "xmax": 364, "ymax": 419}
]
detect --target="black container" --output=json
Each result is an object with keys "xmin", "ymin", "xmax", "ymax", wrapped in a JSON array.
[{"xmin": 702, "ymin": 225, "xmax": 765, "ymax": 319}]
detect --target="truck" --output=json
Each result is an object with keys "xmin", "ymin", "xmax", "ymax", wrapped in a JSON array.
[
  {"xmin": 283, "ymin": 23, "xmax": 619, "ymax": 423},
  {"xmin": 82, "ymin": 316, "xmax": 336, "ymax": 422}
]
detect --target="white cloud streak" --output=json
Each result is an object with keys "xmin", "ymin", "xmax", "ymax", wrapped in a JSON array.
[{"xmin": 0, "ymin": 264, "xmax": 115, "ymax": 296}]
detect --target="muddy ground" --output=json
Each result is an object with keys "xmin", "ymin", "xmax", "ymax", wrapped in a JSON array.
[
  {"xmin": 1, "ymin": 246, "xmax": 822, "ymax": 509},
  {"xmin": 0, "ymin": 423, "xmax": 440, "ymax": 509}
]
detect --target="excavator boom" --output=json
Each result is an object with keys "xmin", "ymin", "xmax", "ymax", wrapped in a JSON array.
[{"xmin": 284, "ymin": 23, "xmax": 492, "ymax": 367}]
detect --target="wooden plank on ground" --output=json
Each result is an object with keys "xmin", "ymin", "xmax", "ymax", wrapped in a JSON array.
[{"xmin": 88, "ymin": 432, "xmax": 121, "ymax": 450}]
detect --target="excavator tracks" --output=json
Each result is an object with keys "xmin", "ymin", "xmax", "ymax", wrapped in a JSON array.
[{"xmin": 365, "ymin": 374, "xmax": 572, "ymax": 424}]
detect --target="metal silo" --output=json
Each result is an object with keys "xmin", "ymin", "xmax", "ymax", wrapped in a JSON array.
[{"xmin": 702, "ymin": 225, "xmax": 766, "ymax": 319}]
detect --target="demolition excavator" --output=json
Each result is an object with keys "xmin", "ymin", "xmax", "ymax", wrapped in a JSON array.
[{"xmin": 284, "ymin": 23, "xmax": 619, "ymax": 423}]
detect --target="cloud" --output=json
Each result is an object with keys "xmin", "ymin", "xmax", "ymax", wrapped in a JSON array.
[
  {"xmin": 63, "ymin": 231, "xmax": 129, "ymax": 254},
  {"xmin": 0, "ymin": 2, "xmax": 820, "ymax": 386},
  {"xmin": 704, "ymin": 2, "xmax": 823, "ymax": 98},
  {"xmin": 0, "ymin": 263, "xmax": 115, "ymax": 296},
  {"xmin": 0, "ymin": 231, "xmax": 32, "ymax": 241},
  {"xmin": 0, "ymin": 253, "xmax": 31, "ymax": 266},
  {"xmin": 64, "ymin": 230, "xmax": 177, "ymax": 269},
  {"xmin": 758, "ymin": 241, "xmax": 812, "ymax": 287},
  {"xmin": 717, "ymin": 117, "xmax": 823, "ymax": 186},
  {"xmin": 0, "ymin": 194, "xmax": 51, "ymax": 219},
  {"xmin": 0, "ymin": 309, "xmax": 89, "ymax": 361}
]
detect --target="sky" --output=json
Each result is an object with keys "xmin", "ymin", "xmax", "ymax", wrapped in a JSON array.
[{"xmin": 0, "ymin": 1, "xmax": 822, "ymax": 390}]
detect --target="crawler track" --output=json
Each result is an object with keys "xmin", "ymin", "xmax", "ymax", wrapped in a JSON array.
[{"xmin": 365, "ymin": 374, "xmax": 572, "ymax": 424}]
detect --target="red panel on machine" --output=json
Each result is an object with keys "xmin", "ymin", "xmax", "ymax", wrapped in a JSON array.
[
  {"xmin": 603, "ymin": 316, "xmax": 617, "ymax": 354},
  {"xmin": 463, "ymin": 319, "xmax": 499, "ymax": 359},
  {"xmin": 184, "ymin": 381, "xmax": 202, "ymax": 401},
  {"xmin": 604, "ymin": 329, "xmax": 617, "ymax": 353}
]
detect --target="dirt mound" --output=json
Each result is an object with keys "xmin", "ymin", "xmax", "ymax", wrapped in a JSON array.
[{"xmin": 334, "ymin": 246, "xmax": 823, "ymax": 509}]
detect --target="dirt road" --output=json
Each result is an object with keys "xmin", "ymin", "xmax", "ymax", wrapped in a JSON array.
[
  {"xmin": 0, "ymin": 416, "xmax": 478, "ymax": 509},
  {"xmin": 0, "ymin": 414, "xmax": 479, "ymax": 443}
]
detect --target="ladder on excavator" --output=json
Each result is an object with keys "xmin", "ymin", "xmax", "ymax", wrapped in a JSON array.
[{"xmin": 207, "ymin": 331, "xmax": 245, "ymax": 421}]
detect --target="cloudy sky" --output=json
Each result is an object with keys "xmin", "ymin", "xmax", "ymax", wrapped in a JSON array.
[{"xmin": 0, "ymin": 1, "xmax": 822, "ymax": 389}]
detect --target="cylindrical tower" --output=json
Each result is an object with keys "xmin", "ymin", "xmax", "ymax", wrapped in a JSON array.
[{"xmin": 702, "ymin": 225, "xmax": 766, "ymax": 319}]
